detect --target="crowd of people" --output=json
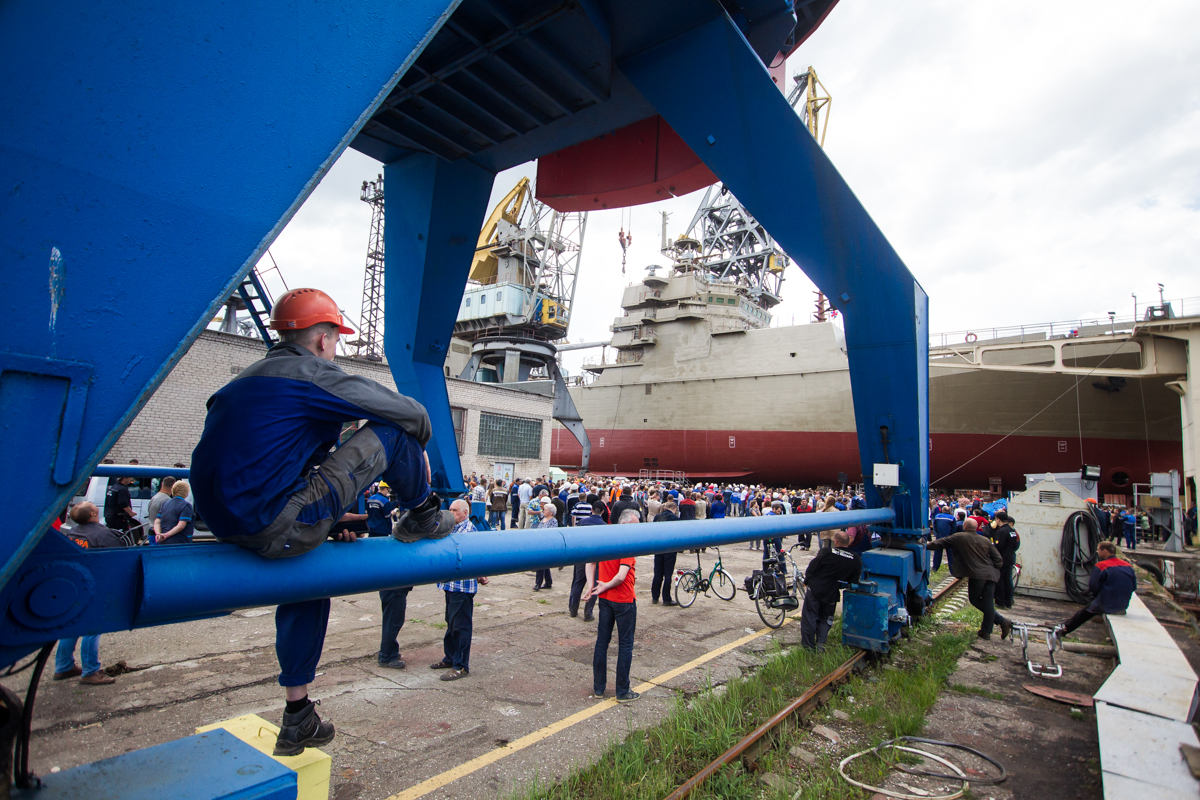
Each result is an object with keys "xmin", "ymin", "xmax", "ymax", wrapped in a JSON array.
[{"xmin": 43, "ymin": 287, "xmax": 1191, "ymax": 759}]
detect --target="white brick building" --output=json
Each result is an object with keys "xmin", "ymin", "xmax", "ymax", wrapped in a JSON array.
[{"xmin": 106, "ymin": 330, "xmax": 554, "ymax": 483}]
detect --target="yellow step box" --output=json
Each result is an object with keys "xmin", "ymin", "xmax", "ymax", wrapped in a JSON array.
[{"xmin": 197, "ymin": 713, "xmax": 331, "ymax": 800}]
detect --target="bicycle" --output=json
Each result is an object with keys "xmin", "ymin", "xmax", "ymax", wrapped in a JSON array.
[
  {"xmin": 745, "ymin": 542, "xmax": 806, "ymax": 629},
  {"xmin": 674, "ymin": 547, "xmax": 737, "ymax": 607}
]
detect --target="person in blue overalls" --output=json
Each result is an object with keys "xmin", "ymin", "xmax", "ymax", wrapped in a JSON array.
[
  {"xmin": 931, "ymin": 505, "xmax": 957, "ymax": 573},
  {"xmin": 192, "ymin": 288, "xmax": 454, "ymax": 757}
]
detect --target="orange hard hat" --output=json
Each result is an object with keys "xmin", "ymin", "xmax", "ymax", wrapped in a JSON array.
[
  {"xmin": 1085, "ymin": 497, "xmax": 1097, "ymax": 503},
  {"xmin": 269, "ymin": 288, "xmax": 354, "ymax": 334}
]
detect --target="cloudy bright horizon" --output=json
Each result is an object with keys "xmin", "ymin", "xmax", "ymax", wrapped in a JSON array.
[{"xmin": 260, "ymin": 1, "xmax": 1200, "ymax": 376}]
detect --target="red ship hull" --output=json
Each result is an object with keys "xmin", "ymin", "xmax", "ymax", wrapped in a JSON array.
[{"xmin": 551, "ymin": 427, "xmax": 1179, "ymax": 496}]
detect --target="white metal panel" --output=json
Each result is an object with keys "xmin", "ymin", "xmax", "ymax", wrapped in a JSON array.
[
  {"xmin": 1009, "ymin": 474, "xmax": 1089, "ymax": 598},
  {"xmin": 1094, "ymin": 666, "xmax": 1198, "ymax": 722},
  {"xmin": 1096, "ymin": 701, "xmax": 1199, "ymax": 799}
]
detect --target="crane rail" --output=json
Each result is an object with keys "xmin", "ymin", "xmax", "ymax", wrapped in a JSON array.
[{"xmin": 663, "ymin": 576, "xmax": 964, "ymax": 800}]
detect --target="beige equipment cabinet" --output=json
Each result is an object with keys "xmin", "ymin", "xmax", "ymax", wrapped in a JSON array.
[{"xmin": 1009, "ymin": 473, "xmax": 1091, "ymax": 600}]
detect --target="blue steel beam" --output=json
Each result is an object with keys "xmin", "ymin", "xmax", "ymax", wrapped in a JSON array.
[
  {"xmin": 614, "ymin": 8, "xmax": 930, "ymax": 534},
  {"xmin": 0, "ymin": 0, "xmax": 463, "ymax": 588},
  {"xmin": 383, "ymin": 155, "xmax": 496, "ymax": 496},
  {"xmin": 0, "ymin": 508, "xmax": 893, "ymax": 668}
]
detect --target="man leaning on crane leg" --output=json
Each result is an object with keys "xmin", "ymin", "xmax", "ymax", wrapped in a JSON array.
[{"xmin": 192, "ymin": 288, "xmax": 454, "ymax": 757}]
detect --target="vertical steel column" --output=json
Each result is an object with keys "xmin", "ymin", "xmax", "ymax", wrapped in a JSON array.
[
  {"xmin": 616, "ymin": 11, "xmax": 929, "ymax": 533},
  {"xmin": 383, "ymin": 155, "xmax": 495, "ymax": 496}
]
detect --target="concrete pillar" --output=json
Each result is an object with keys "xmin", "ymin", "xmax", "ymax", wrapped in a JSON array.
[{"xmin": 1163, "ymin": 328, "xmax": 1199, "ymax": 510}]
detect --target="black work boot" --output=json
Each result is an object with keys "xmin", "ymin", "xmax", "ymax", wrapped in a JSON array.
[
  {"xmin": 392, "ymin": 493, "xmax": 455, "ymax": 543},
  {"xmin": 274, "ymin": 700, "xmax": 335, "ymax": 756}
]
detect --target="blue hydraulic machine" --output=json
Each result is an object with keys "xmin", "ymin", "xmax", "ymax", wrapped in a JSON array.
[{"xmin": 1, "ymin": 0, "xmax": 925, "ymax": 791}]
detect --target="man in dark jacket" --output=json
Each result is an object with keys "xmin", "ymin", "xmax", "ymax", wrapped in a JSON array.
[
  {"xmin": 610, "ymin": 486, "xmax": 641, "ymax": 524},
  {"xmin": 800, "ymin": 531, "xmax": 861, "ymax": 649},
  {"xmin": 650, "ymin": 501, "xmax": 680, "ymax": 606},
  {"xmin": 1045, "ymin": 541, "xmax": 1135, "ymax": 633},
  {"xmin": 988, "ymin": 512, "xmax": 1019, "ymax": 609},
  {"xmin": 927, "ymin": 519, "xmax": 1012, "ymax": 640},
  {"xmin": 192, "ymin": 288, "xmax": 453, "ymax": 758}
]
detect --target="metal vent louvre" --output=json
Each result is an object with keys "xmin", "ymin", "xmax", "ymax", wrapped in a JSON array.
[{"xmin": 1038, "ymin": 490, "xmax": 1061, "ymax": 504}]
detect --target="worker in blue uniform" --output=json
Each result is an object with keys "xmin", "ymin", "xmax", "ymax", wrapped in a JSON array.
[
  {"xmin": 192, "ymin": 288, "xmax": 453, "ymax": 757},
  {"xmin": 930, "ymin": 506, "xmax": 956, "ymax": 573}
]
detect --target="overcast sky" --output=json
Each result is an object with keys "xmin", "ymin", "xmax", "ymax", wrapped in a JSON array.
[{"xmin": 262, "ymin": 1, "xmax": 1200, "ymax": 375}]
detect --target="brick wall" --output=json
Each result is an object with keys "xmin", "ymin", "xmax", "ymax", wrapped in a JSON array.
[{"xmin": 106, "ymin": 331, "xmax": 554, "ymax": 482}]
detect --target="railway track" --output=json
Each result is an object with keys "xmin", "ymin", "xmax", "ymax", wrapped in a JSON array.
[{"xmin": 664, "ymin": 576, "xmax": 964, "ymax": 800}]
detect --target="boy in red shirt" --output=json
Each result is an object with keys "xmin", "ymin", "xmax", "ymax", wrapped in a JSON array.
[{"xmin": 584, "ymin": 508, "xmax": 641, "ymax": 702}]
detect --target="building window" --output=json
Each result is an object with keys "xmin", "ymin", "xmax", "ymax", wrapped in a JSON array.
[
  {"xmin": 481, "ymin": 294, "xmax": 487, "ymax": 303},
  {"xmin": 451, "ymin": 407, "xmax": 466, "ymax": 454},
  {"xmin": 465, "ymin": 297, "xmax": 470, "ymax": 307},
  {"xmin": 477, "ymin": 412, "xmax": 541, "ymax": 459}
]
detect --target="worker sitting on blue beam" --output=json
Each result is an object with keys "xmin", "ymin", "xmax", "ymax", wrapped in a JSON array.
[{"xmin": 191, "ymin": 287, "xmax": 453, "ymax": 757}]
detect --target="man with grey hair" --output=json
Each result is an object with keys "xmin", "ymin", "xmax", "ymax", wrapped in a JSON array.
[
  {"xmin": 431, "ymin": 499, "xmax": 489, "ymax": 681},
  {"xmin": 584, "ymin": 509, "xmax": 640, "ymax": 702}
]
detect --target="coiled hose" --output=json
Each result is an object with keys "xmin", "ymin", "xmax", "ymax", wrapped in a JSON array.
[{"xmin": 1061, "ymin": 510, "xmax": 1100, "ymax": 604}]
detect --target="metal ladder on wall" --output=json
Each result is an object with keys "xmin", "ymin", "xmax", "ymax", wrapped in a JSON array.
[{"xmin": 234, "ymin": 250, "xmax": 289, "ymax": 346}]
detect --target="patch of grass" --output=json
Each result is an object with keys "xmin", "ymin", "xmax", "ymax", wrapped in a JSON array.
[
  {"xmin": 1070, "ymin": 709, "xmax": 1086, "ymax": 721},
  {"xmin": 948, "ymin": 683, "xmax": 1006, "ymax": 701},
  {"xmin": 537, "ymin": 598, "xmax": 551, "ymax": 605},
  {"xmin": 510, "ymin": 592, "xmax": 983, "ymax": 800}
]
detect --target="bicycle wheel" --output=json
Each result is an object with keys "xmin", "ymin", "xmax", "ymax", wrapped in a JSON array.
[
  {"xmin": 675, "ymin": 572, "xmax": 699, "ymax": 608},
  {"xmin": 755, "ymin": 588, "xmax": 786, "ymax": 629},
  {"xmin": 711, "ymin": 569, "xmax": 736, "ymax": 601}
]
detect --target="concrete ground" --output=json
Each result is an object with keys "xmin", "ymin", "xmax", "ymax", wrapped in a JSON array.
[{"xmin": 12, "ymin": 541, "xmax": 810, "ymax": 800}]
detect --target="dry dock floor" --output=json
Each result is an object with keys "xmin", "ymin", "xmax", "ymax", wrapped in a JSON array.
[
  {"xmin": 16, "ymin": 543, "xmax": 814, "ymax": 799},
  {"xmin": 13, "ymin": 549, "xmax": 1197, "ymax": 800}
]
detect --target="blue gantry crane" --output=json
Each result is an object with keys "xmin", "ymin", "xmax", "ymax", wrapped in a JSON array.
[{"xmin": 0, "ymin": 0, "xmax": 928, "ymax": 792}]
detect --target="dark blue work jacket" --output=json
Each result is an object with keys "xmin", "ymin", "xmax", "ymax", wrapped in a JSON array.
[
  {"xmin": 192, "ymin": 342, "xmax": 430, "ymax": 541},
  {"xmin": 1088, "ymin": 557, "xmax": 1136, "ymax": 614}
]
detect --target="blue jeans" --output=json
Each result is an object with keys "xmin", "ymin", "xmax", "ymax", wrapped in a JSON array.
[
  {"xmin": 1123, "ymin": 526, "xmax": 1137, "ymax": 549},
  {"xmin": 378, "ymin": 587, "xmax": 412, "ymax": 663},
  {"xmin": 269, "ymin": 424, "xmax": 429, "ymax": 687},
  {"xmin": 488, "ymin": 510, "xmax": 506, "ymax": 530},
  {"xmin": 593, "ymin": 598, "xmax": 637, "ymax": 697},
  {"xmin": 443, "ymin": 590, "xmax": 475, "ymax": 671},
  {"xmin": 56, "ymin": 636, "xmax": 101, "ymax": 677}
]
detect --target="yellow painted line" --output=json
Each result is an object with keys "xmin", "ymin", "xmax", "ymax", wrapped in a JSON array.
[{"xmin": 386, "ymin": 619, "xmax": 791, "ymax": 800}]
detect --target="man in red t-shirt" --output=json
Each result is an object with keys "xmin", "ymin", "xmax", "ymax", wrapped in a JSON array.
[{"xmin": 583, "ymin": 507, "xmax": 641, "ymax": 702}]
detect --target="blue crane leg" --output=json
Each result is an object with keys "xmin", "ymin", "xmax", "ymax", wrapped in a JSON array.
[
  {"xmin": 0, "ymin": 508, "xmax": 893, "ymax": 669},
  {"xmin": 382, "ymin": 155, "xmax": 496, "ymax": 496},
  {"xmin": 615, "ymin": 11, "xmax": 930, "ymax": 535},
  {"xmin": 0, "ymin": 0, "xmax": 460, "ymax": 587}
]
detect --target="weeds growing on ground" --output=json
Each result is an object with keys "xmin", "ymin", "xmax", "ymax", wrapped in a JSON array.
[{"xmin": 509, "ymin": 588, "xmax": 983, "ymax": 800}]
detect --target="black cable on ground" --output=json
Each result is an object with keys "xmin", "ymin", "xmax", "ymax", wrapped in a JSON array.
[
  {"xmin": 874, "ymin": 736, "xmax": 1008, "ymax": 785},
  {"xmin": 1061, "ymin": 510, "xmax": 1099, "ymax": 604},
  {"xmin": 13, "ymin": 642, "xmax": 53, "ymax": 790}
]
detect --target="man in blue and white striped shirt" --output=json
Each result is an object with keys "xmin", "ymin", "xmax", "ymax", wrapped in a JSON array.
[{"xmin": 431, "ymin": 500, "xmax": 488, "ymax": 681}]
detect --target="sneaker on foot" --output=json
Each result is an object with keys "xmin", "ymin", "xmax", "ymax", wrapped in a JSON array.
[
  {"xmin": 976, "ymin": 632, "xmax": 991, "ymax": 641},
  {"xmin": 274, "ymin": 700, "xmax": 334, "ymax": 756},
  {"xmin": 392, "ymin": 494, "xmax": 454, "ymax": 543},
  {"xmin": 583, "ymin": 614, "xmax": 594, "ymax": 622},
  {"xmin": 53, "ymin": 665, "xmax": 82, "ymax": 681},
  {"xmin": 430, "ymin": 660, "xmax": 453, "ymax": 670},
  {"xmin": 378, "ymin": 657, "xmax": 406, "ymax": 670},
  {"xmin": 589, "ymin": 691, "xmax": 606, "ymax": 699},
  {"xmin": 616, "ymin": 692, "xmax": 641, "ymax": 704},
  {"xmin": 440, "ymin": 668, "xmax": 469, "ymax": 682}
]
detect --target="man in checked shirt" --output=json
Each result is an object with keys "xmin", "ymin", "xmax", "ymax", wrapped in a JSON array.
[{"xmin": 429, "ymin": 499, "xmax": 489, "ymax": 681}]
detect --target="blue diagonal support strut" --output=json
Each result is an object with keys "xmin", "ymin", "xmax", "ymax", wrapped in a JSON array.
[{"xmin": 615, "ymin": 9, "xmax": 929, "ymax": 533}]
